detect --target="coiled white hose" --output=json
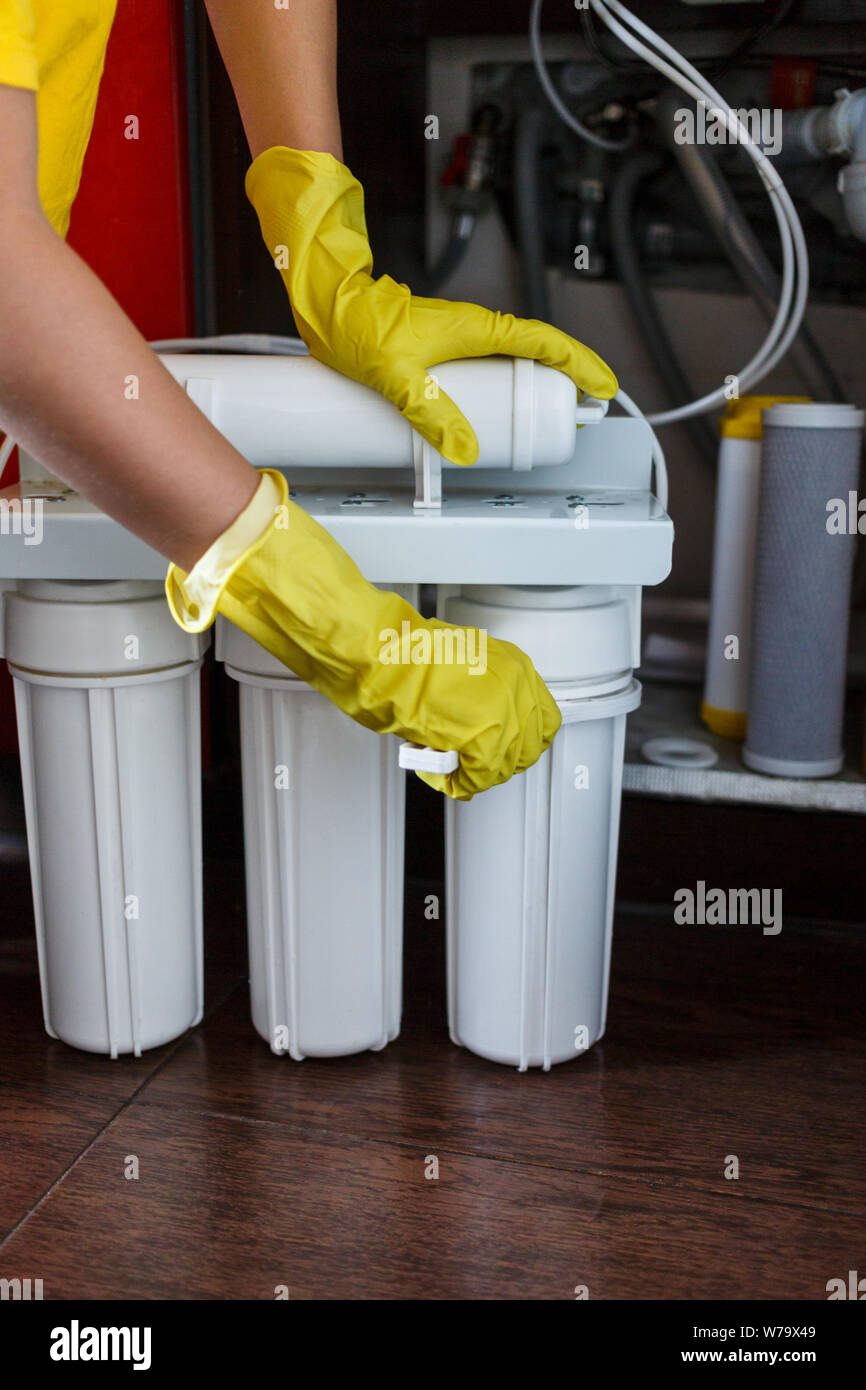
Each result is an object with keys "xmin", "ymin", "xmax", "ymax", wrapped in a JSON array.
[
  {"xmin": 529, "ymin": 0, "xmax": 633, "ymax": 152},
  {"xmin": 588, "ymin": 0, "xmax": 809, "ymax": 424}
]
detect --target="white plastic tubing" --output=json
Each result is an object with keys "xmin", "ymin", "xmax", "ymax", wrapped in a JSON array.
[{"xmin": 588, "ymin": 0, "xmax": 810, "ymax": 425}]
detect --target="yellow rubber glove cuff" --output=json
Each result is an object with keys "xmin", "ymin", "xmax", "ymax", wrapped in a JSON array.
[
  {"xmin": 245, "ymin": 146, "xmax": 618, "ymax": 466},
  {"xmin": 165, "ymin": 471, "xmax": 284, "ymax": 633}
]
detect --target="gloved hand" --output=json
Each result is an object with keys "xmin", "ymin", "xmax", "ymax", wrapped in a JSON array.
[
  {"xmin": 166, "ymin": 470, "xmax": 560, "ymax": 801},
  {"xmin": 245, "ymin": 147, "xmax": 618, "ymax": 466}
]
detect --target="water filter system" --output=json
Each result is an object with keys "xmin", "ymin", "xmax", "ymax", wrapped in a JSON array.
[{"xmin": 0, "ymin": 351, "xmax": 671, "ymax": 1066}]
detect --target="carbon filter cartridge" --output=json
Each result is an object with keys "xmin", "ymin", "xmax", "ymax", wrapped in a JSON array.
[{"xmin": 743, "ymin": 403, "xmax": 865, "ymax": 778}]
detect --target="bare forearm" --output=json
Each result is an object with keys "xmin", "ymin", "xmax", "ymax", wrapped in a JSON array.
[
  {"xmin": 0, "ymin": 207, "xmax": 258, "ymax": 569},
  {"xmin": 203, "ymin": 0, "xmax": 341, "ymax": 160}
]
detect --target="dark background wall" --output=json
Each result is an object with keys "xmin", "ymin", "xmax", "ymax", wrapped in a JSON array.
[{"xmin": 203, "ymin": 0, "xmax": 866, "ymax": 334}]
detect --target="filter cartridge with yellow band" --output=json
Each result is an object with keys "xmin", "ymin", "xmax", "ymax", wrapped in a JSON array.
[{"xmin": 701, "ymin": 394, "xmax": 809, "ymax": 739}]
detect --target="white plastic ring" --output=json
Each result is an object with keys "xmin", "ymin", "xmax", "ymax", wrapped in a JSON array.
[{"xmin": 641, "ymin": 737, "xmax": 719, "ymax": 770}]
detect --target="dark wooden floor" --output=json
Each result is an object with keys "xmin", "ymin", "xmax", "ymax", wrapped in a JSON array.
[{"xmin": 0, "ymin": 757, "xmax": 864, "ymax": 1300}]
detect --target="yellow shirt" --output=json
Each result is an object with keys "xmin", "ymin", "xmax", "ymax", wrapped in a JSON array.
[{"xmin": 0, "ymin": 0, "xmax": 118, "ymax": 236}]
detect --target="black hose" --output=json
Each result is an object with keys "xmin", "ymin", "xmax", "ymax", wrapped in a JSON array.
[
  {"xmin": 579, "ymin": 6, "xmax": 648, "ymax": 75},
  {"xmin": 711, "ymin": 0, "xmax": 800, "ymax": 80},
  {"xmin": 513, "ymin": 106, "xmax": 550, "ymax": 322},
  {"xmin": 608, "ymin": 150, "xmax": 719, "ymax": 467},
  {"xmin": 425, "ymin": 219, "xmax": 474, "ymax": 294}
]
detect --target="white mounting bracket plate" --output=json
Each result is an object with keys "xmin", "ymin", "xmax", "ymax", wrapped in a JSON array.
[{"xmin": 0, "ymin": 420, "xmax": 672, "ymax": 586}]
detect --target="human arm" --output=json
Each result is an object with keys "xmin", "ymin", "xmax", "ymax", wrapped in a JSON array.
[
  {"xmin": 203, "ymin": 0, "xmax": 341, "ymax": 160},
  {"xmin": 0, "ymin": 82, "xmax": 259, "ymax": 570}
]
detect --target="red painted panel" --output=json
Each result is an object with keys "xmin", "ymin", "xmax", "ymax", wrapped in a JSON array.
[{"xmin": 68, "ymin": 0, "xmax": 194, "ymax": 339}]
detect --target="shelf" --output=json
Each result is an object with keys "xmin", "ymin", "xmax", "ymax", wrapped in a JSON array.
[{"xmin": 624, "ymin": 679, "xmax": 866, "ymax": 816}]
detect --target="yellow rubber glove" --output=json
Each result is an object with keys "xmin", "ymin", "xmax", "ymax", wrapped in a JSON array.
[
  {"xmin": 245, "ymin": 147, "xmax": 618, "ymax": 465},
  {"xmin": 166, "ymin": 471, "xmax": 561, "ymax": 801}
]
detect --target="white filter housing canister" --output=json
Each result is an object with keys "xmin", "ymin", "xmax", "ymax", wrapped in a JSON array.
[
  {"xmin": 219, "ymin": 603, "xmax": 409, "ymax": 1058},
  {"xmin": 442, "ymin": 586, "xmax": 640, "ymax": 1069},
  {"xmin": 4, "ymin": 580, "xmax": 206, "ymax": 1056}
]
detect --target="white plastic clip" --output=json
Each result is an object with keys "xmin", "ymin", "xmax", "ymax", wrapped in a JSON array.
[
  {"xmin": 575, "ymin": 397, "xmax": 610, "ymax": 423},
  {"xmin": 398, "ymin": 742, "xmax": 459, "ymax": 774},
  {"xmin": 412, "ymin": 434, "xmax": 442, "ymax": 510}
]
